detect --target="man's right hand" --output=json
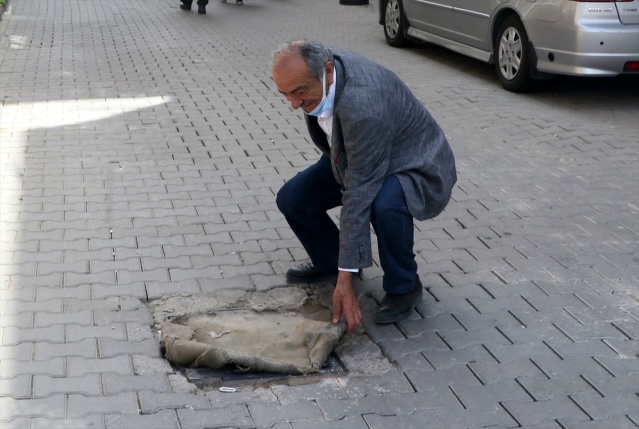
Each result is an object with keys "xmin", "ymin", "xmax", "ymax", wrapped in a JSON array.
[{"xmin": 332, "ymin": 271, "xmax": 362, "ymax": 333}]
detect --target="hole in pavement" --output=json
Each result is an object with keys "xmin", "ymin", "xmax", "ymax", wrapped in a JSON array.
[
  {"xmin": 148, "ymin": 286, "xmax": 394, "ymax": 391},
  {"xmin": 177, "ymin": 352, "xmax": 348, "ymax": 390}
]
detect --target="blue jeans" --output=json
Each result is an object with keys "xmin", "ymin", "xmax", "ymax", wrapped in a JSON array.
[{"xmin": 276, "ymin": 156, "xmax": 417, "ymax": 294}]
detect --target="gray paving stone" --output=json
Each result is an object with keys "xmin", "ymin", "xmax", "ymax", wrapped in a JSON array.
[
  {"xmin": 0, "ymin": 358, "xmax": 66, "ymax": 378},
  {"xmin": 138, "ymin": 391, "xmax": 211, "ymax": 413},
  {"xmin": 502, "ymin": 397, "xmax": 591, "ymax": 426},
  {"xmin": 363, "ymin": 410, "xmax": 445, "ymax": 429},
  {"xmin": 497, "ymin": 322, "xmax": 575, "ymax": 345},
  {"xmin": 33, "ymin": 374, "xmax": 102, "ymax": 398},
  {"xmin": 66, "ymin": 324, "xmax": 127, "ymax": 342},
  {"xmin": 0, "ymin": 312, "xmax": 34, "ymax": 329},
  {"xmin": 0, "ymin": 342, "xmax": 33, "ymax": 361},
  {"xmin": 64, "ymin": 297, "xmax": 121, "ymax": 313},
  {"xmin": 145, "ymin": 280, "xmax": 202, "ymax": 300},
  {"xmin": 377, "ymin": 331, "xmax": 450, "ymax": 361},
  {"xmin": 67, "ymin": 392, "xmax": 139, "ymax": 418},
  {"xmin": 517, "ymin": 375, "xmax": 601, "ymax": 402},
  {"xmin": 292, "ymin": 415, "xmax": 371, "ymax": 429},
  {"xmin": 125, "ymin": 322, "xmax": 157, "ymax": 341},
  {"xmin": 97, "ymin": 338, "xmax": 161, "ymax": 358},
  {"xmin": 558, "ymin": 415, "xmax": 639, "ymax": 429},
  {"xmin": 0, "ymin": 394, "xmax": 66, "ymax": 419},
  {"xmin": 582, "ymin": 371, "xmax": 639, "ymax": 396},
  {"xmin": 422, "ymin": 344, "xmax": 499, "ymax": 370},
  {"xmin": 2, "ymin": 324, "xmax": 64, "ymax": 346},
  {"xmin": 0, "ymin": 287, "xmax": 36, "ymax": 302},
  {"xmin": 105, "ymin": 410, "xmax": 180, "ymax": 429},
  {"xmin": 0, "ymin": 375, "xmax": 31, "ymax": 399},
  {"xmin": 91, "ymin": 283, "xmax": 147, "ymax": 300},
  {"xmin": 439, "ymin": 326, "xmax": 512, "ymax": 349},
  {"xmin": 131, "ymin": 355, "xmax": 173, "ymax": 376},
  {"xmin": 0, "ymin": 417, "xmax": 31, "ymax": 429},
  {"xmin": 64, "ymin": 272, "xmax": 117, "ymax": 287},
  {"xmin": 36, "ymin": 284, "xmax": 91, "ymax": 301},
  {"xmin": 384, "ymin": 386, "xmax": 463, "ymax": 414},
  {"xmin": 102, "ymin": 373, "xmax": 171, "ymax": 395},
  {"xmin": 67, "ymin": 356, "xmax": 133, "ymax": 377},
  {"xmin": 316, "ymin": 394, "xmax": 395, "ymax": 421},
  {"xmin": 207, "ymin": 387, "xmax": 279, "ymax": 408},
  {"xmin": 555, "ymin": 320, "xmax": 631, "ymax": 342},
  {"xmin": 404, "ymin": 366, "xmax": 482, "ymax": 393},
  {"xmin": 34, "ymin": 309, "xmax": 93, "ymax": 328},
  {"xmin": 176, "ymin": 406, "xmax": 255, "ymax": 429},
  {"xmin": 3, "ymin": 299, "xmax": 63, "ymax": 315},
  {"xmin": 571, "ymin": 392, "xmax": 639, "ymax": 420},
  {"xmin": 94, "ymin": 308, "xmax": 153, "ymax": 326},
  {"xmin": 34, "ymin": 338, "xmax": 97, "ymax": 360},
  {"xmin": 249, "ymin": 400, "xmax": 324, "ymax": 428}
]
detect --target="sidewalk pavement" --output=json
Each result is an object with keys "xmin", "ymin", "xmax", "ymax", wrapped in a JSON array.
[{"xmin": 1, "ymin": 0, "xmax": 638, "ymax": 428}]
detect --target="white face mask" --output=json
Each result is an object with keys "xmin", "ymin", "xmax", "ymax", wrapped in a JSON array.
[{"xmin": 306, "ymin": 68, "xmax": 332, "ymax": 117}]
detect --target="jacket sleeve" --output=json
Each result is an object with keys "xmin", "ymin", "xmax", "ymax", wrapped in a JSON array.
[{"xmin": 335, "ymin": 93, "xmax": 397, "ymax": 269}]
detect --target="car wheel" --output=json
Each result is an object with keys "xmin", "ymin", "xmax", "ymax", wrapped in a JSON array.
[
  {"xmin": 383, "ymin": 0, "xmax": 410, "ymax": 47},
  {"xmin": 495, "ymin": 16, "xmax": 534, "ymax": 92}
]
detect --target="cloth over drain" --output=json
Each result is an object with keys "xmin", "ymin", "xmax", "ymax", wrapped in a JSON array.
[{"xmin": 161, "ymin": 304, "xmax": 346, "ymax": 374}]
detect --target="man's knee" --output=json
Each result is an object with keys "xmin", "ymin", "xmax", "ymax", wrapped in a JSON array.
[
  {"xmin": 275, "ymin": 185, "xmax": 291, "ymax": 214},
  {"xmin": 276, "ymin": 178, "xmax": 303, "ymax": 216}
]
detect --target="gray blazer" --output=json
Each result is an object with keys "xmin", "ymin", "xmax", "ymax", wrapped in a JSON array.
[{"xmin": 304, "ymin": 49, "xmax": 457, "ymax": 269}]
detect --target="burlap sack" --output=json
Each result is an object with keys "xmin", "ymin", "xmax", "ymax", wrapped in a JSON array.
[{"xmin": 160, "ymin": 304, "xmax": 346, "ymax": 374}]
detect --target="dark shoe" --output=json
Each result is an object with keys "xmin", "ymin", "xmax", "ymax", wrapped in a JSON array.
[
  {"xmin": 179, "ymin": 3, "xmax": 192, "ymax": 10},
  {"xmin": 375, "ymin": 277, "xmax": 424, "ymax": 324},
  {"xmin": 198, "ymin": 5, "xmax": 206, "ymax": 13},
  {"xmin": 236, "ymin": 0, "xmax": 243, "ymax": 4},
  {"xmin": 286, "ymin": 262, "xmax": 338, "ymax": 284}
]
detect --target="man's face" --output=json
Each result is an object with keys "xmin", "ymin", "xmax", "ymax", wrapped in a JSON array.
[{"xmin": 272, "ymin": 54, "xmax": 333, "ymax": 113}]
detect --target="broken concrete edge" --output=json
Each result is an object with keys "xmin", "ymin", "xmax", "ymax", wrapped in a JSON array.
[{"xmin": 148, "ymin": 286, "xmax": 328, "ymax": 329}]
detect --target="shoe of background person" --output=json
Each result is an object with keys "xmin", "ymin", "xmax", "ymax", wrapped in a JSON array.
[
  {"xmin": 286, "ymin": 262, "xmax": 338, "ymax": 283},
  {"xmin": 236, "ymin": 0, "xmax": 243, "ymax": 4},
  {"xmin": 180, "ymin": 2, "xmax": 192, "ymax": 10},
  {"xmin": 375, "ymin": 277, "xmax": 424, "ymax": 324},
  {"xmin": 198, "ymin": 5, "xmax": 206, "ymax": 13}
]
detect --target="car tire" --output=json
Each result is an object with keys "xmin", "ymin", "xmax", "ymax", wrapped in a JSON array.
[
  {"xmin": 495, "ymin": 16, "xmax": 534, "ymax": 92},
  {"xmin": 383, "ymin": 0, "xmax": 410, "ymax": 47}
]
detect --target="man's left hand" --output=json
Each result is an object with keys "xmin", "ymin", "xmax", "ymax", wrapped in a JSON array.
[{"xmin": 332, "ymin": 271, "xmax": 362, "ymax": 333}]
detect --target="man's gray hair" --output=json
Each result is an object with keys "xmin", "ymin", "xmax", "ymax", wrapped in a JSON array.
[{"xmin": 272, "ymin": 39, "xmax": 334, "ymax": 80}]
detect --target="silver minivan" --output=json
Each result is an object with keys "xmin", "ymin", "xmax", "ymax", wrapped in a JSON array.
[{"xmin": 379, "ymin": 0, "xmax": 639, "ymax": 91}]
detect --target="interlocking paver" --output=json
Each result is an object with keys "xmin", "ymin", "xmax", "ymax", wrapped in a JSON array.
[
  {"xmin": 249, "ymin": 400, "xmax": 324, "ymax": 428},
  {"xmin": 502, "ymin": 397, "xmax": 591, "ymax": 427},
  {"xmin": 0, "ymin": 395, "xmax": 66, "ymax": 419},
  {"xmin": 67, "ymin": 392, "xmax": 139, "ymax": 418},
  {"xmin": 0, "ymin": 375, "xmax": 31, "ymax": 399},
  {"xmin": 105, "ymin": 410, "xmax": 180, "ymax": 429},
  {"xmin": 97, "ymin": 338, "xmax": 161, "ymax": 358},
  {"xmin": 364, "ymin": 411, "xmax": 445, "ymax": 429},
  {"xmin": 138, "ymin": 391, "xmax": 211, "ymax": 414},
  {"xmin": 2, "ymin": 325, "xmax": 64, "ymax": 345},
  {"xmin": 176, "ymin": 407, "xmax": 255, "ymax": 429},
  {"xmin": 33, "ymin": 374, "xmax": 102, "ymax": 398}
]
